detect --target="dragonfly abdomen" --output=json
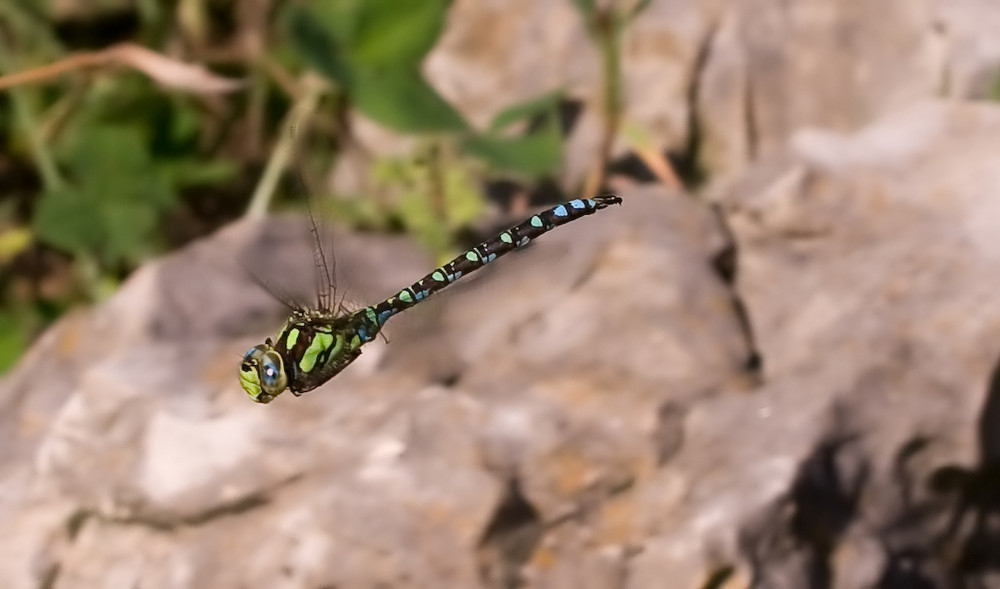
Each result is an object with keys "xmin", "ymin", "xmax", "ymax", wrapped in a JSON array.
[{"xmin": 368, "ymin": 195, "xmax": 622, "ymax": 327}]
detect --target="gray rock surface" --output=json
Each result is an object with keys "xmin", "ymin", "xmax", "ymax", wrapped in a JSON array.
[
  {"xmin": 13, "ymin": 99, "xmax": 1000, "ymax": 587},
  {"xmin": 423, "ymin": 0, "xmax": 1000, "ymax": 185},
  {"xmin": 710, "ymin": 99, "xmax": 1000, "ymax": 588},
  {"xmin": 12, "ymin": 99, "xmax": 1000, "ymax": 587},
  {"xmin": 8, "ymin": 3, "xmax": 1000, "ymax": 587},
  {"xmin": 0, "ymin": 186, "xmax": 758, "ymax": 588}
]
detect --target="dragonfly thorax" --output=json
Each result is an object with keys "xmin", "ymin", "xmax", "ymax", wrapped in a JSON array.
[{"xmin": 241, "ymin": 310, "xmax": 371, "ymax": 403}]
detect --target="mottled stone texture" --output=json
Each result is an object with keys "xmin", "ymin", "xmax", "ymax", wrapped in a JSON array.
[{"xmin": 6, "ymin": 1, "xmax": 1000, "ymax": 587}]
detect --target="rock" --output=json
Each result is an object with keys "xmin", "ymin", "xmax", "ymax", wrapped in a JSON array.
[
  {"xmin": 0, "ymin": 187, "xmax": 755, "ymax": 587},
  {"xmin": 697, "ymin": 0, "xmax": 1000, "ymax": 181},
  {"xmin": 11, "ymin": 98, "xmax": 1000, "ymax": 587},
  {"xmin": 11, "ymin": 3, "xmax": 1000, "ymax": 588},
  {"xmin": 710, "ymin": 100, "xmax": 1000, "ymax": 586}
]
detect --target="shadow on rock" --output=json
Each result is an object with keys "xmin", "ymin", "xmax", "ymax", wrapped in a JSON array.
[
  {"xmin": 925, "ymin": 351, "xmax": 1000, "ymax": 586},
  {"xmin": 739, "ymin": 429, "xmax": 868, "ymax": 589},
  {"xmin": 739, "ymin": 349, "xmax": 1000, "ymax": 589}
]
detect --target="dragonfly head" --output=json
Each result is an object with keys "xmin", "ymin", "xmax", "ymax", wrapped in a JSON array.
[{"xmin": 239, "ymin": 338, "xmax": 288, "ymax": 404}]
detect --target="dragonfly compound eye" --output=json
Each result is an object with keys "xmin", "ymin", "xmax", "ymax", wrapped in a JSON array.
[
  {"xmin": 261, "ymin": 355, "xmax": 283, "ymax": 387},
  {"xmin": 239, "ymin": 345, "xmax": 288, "ymax": 403}
]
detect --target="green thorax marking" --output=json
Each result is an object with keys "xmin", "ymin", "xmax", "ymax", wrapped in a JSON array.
[
  {"xmin": 271, "ymin": 305, "xmax": 386, "ymax": 395},
  {"xmin": 300, "ymin": 331, "xmax": 336, "ymax": 372},
  {"xmin": 285, "ymin": 327, "xmax": 300, "ymax": 350}
]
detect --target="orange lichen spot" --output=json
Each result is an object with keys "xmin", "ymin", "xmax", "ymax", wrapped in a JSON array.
[
  {"xmin": 529, "ymin": 544, "xmax": 558, "ymax": 570},
  {"xmin": 546, "ymin": 446, "xmax": 592, "ymax": 498},
  {"xmin": 595, "ymin": 493, "xmax": 638, "ymax": 544},
  {"xmin": 56, "ymin": 312, "xmax": 87, "ymax": 358}
]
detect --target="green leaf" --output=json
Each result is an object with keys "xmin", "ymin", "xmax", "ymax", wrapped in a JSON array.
[
  {"xmin": 351, "ymin": 0, "xmax": 451, "ymax": 67},
  {"xmin": 164, "ymin": 159, "xmax": 239, "ymax": 188},
  {"xmin": 34, "ymin": 125, "xmax": 176, "ymax": 265},
  {"xmin": 34, "ymin": 185, "xmax": 103, "ymax": 255},
  {"xmin": 489, "ymin": 90, "xmax": 564, "ymax": 132},
  {"xmin": 289, "ymin": 1, "xmax": 450, "ymax": 70},
  {"xmin": 287, "ymin": 3, "xmax": 460, "ymax": 134},
  {"xmin": 286, "ymin": 5, "xmax": 353, "ymax": 85},
  {"xmin": 0, "ymin": 310, "xmax": 27, "ymax": 374},
  {"xmin": 463, "ymin": 123, "xmax": 563, "ymax": 178},
  {"xmin": 352, "ymin": 68, "xmax": 467, "ymax": 133},
  {"xmin": 298, "ymin": 0, "xmax": 364, "ymax": 46}
]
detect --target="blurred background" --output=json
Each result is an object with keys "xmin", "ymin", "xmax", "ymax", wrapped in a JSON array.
[
  {"xmin": 4, "ymin": 1, "xmax": 1000, "ymax": 588},
  {"xmin": 0, "ymin": 0, "xmax": 681, "ymax": 370}
]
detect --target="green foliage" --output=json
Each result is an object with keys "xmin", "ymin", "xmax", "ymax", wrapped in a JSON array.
[
  {"xmin": 0, "ymin": 310, "xmax": 27, "ymax": 373},
  {"xmin": 322, "ymin": 143, "xmax": 484, "ymax": 262},
  {"xmin": 349, "ymin": 0, "xmax": 451, "ymax": 68},
  {"xmin": 287, "ymin": 0, "xmax": 566, "ymax": 177},
  {"xmin": 292, "ymin": 0, "xmax": 450, "ymax": 71},
  {"xmin": 350, "ymin": 68, "xmax": 467, "ymax": 133},
  {"xmin": 34, "ymin": 125, "xmax": 174, "ymax": 265},
  {"xmin": 373, "ymin": 149, "xmax": 485, "ymax": 259},
  {"xmin": 288, "ymin": 1, "xmax": 466, "ymax": 134},
  {"xmin": 462, "ymin": 131, "xmax": 562, "ymax": 178},
  {"xmin": 286, "ymin": 0, "xmax": 563, "ymax": 259},
  {"xmin": 488, "ymin": 91, "xmax": 564, "ymax": 133},
  {"xmin": 286, "ymin": 8, "xmax": 352, "ymax": 83},
  {"xmin": 463, "ymin": 91, "xmax": 565, "ymax": 178},
  {"xmin": 0, "ymin": 0, "xmax": 612, "ymax": 373}
]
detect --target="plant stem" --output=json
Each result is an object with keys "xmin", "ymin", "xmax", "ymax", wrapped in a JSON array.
[
  {"xmin": 246, "ymin": 73, "xmax": 325, "ymax": 217},
  {"xmin": 583, "ymin": 8, "xmax": 624, "ymax": 196},
  {"xmin": 0, "ymin": 45, "xmax": 65, "ymax": 191}
]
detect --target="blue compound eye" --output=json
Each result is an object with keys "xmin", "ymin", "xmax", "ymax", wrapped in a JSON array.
[
  {"xmin": 243, "ymin": 344, "xmax": 269, "ymax": 364},
  {"xmin": 261, "ymin": 354, "xmax": 283, "ymax": 388}
]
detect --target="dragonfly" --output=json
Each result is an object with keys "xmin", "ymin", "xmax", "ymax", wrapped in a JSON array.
[{"xmin": 239, "ymin": 194, "xmax": 623, "ymax": 403}]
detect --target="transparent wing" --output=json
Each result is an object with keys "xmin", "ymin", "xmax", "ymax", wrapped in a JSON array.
[
  {"xmin": 238, "ymin": 257, "xmax": 303, "ymax": 312},
  {"xmin": 290, "ymin": 118, "xmax": 341, "ymax": 315}
]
